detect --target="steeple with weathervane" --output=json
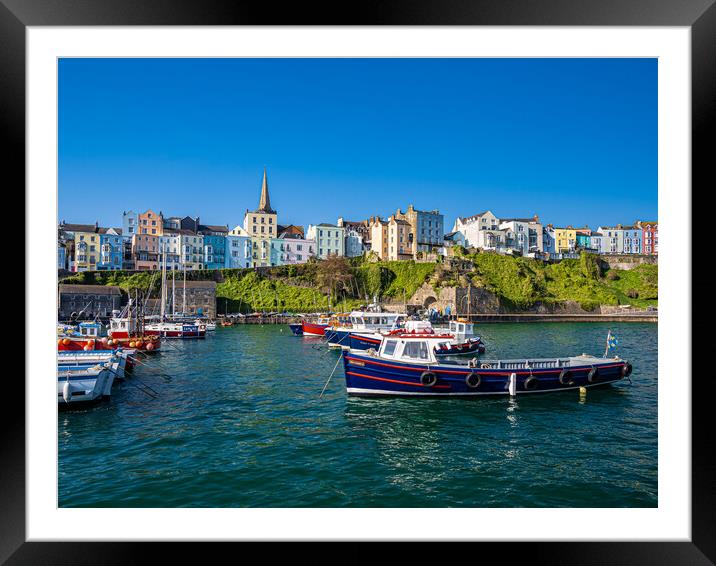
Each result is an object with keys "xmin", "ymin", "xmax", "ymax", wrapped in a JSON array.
[{"xmin": 243, "ymin": 167, "xmax": 278, "ymax": 267}]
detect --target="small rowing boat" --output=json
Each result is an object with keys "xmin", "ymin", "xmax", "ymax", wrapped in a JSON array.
[{"xmin": 57, "ymin": 363, "xmax": 115, "ymax": 407}]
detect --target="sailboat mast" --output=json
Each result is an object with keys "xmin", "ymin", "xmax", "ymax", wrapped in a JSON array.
[
  {"xmin": 183, "ymin": 263, "xmax": 186, "ymax": 315},
  {"xmin": 172, "ymin": 266, "xmax": 176, "ymax": 318},
  {"xmin": 160, "ymin": 242, "xmax": 167, "ymax": 319}
]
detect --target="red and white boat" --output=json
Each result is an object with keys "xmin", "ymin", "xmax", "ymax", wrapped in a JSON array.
[
  {"xmin": 301, "ymin": 316, "xmax": 331, "ymax": 336},
  {"xmin": 58, "ymin": 319, "xmax": 161, "ymax": 353},
  {"xmin": 143, "ymin": 317, "xmax": 206, "ymax": 338}
]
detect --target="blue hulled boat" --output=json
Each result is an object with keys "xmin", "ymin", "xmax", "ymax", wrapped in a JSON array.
[
  {"xmin": 342, "ymin": 333, "xmax": 631, "ymax": 397},
  {"xmin": 288, "ymin": 323, "xmax": 303, "ymax": 336},
  {"xmin": 326, "ymin": 310, "xmax": 406, "ymax": 349}
]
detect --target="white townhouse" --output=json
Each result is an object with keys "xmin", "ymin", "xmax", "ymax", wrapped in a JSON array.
[
  {"xmin": 452, "ymin": 211, "xmax": 506, "ymax": 251},
  {"xmin": 498, "ymin": 215, "xmax": 544, "ymax": 255}
]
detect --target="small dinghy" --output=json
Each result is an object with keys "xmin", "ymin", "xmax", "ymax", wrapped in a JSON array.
[
  {"xmin": 342, "ymin": 333, "xmax": 631, "ymax": 397},
  {"xmin": 433, "ymin": 336, "xmax": 486, "ymax": 357},
  {"xmin": 57, "ymin": 363, "xmax": 115, "ymax": 407},
  {"xmin": 58, "ymin": 350, "xmax": 130, "ymax": 378}
]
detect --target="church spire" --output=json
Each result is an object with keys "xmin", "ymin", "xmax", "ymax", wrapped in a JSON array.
[{"xmin": 256, "ymin": 167, "xmax": 275, "ymax": 213}]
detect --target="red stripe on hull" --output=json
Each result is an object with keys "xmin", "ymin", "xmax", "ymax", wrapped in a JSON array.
[
  {"xmin": 346, "ymin": 370, "xmax": 451, "ymax": 389},
  {"xmin": 302, "ymin": 322, "xmax": 328, "ymax": 336}
]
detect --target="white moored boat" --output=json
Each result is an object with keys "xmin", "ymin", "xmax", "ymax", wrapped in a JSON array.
[{"xmin": 57, "ymin": 363, "xmax": 116, "ymax": 407}]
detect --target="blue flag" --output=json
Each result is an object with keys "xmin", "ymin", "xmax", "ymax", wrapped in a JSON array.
[{"xmin": 608, "ymin": 333, "xmax": 618, "ymax": 350}]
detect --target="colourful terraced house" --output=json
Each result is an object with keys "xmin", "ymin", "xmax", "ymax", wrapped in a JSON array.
[
  {"xmin": 98, "ymin": 228, "xmax": 123, "ymax": 270},
  {"xmin": 226, "ymin": 227, "xmax": 252, "ymax": 269},
  {"xmin": 554, "ymin": 227, "xmax": 577, "ymax": 253},
  {"xmin": 138, "ymin": 209, "xmax": 164, "ymax": 236},
  {"xmin": 73, "ymin": 225, "xmax": 102, "ymax": 272}
]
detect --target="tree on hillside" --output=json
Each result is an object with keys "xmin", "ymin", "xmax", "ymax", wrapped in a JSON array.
[{"xmin": 316, "ymin": 255, "xmax": 354, "ymax": 299}]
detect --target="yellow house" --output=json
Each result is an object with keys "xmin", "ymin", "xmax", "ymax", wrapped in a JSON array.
[
  {"xmin": 243, "ymin": 168, "xmax": 278, "ymax": 267},
  {"xmin": 554, "ymin": 227, "xmax": 577, "ymax": 253},
  {"xmin": 73, "ymin": 226, "xmax": 102, "ymax": 272}
]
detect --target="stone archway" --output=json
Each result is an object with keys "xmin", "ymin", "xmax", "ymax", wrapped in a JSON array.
[{"xmin": 423, "ymin": 296, "xmax": 438, "ymax": 309}]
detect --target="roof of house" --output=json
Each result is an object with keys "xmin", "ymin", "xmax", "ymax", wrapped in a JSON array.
[
  {"xmin": 277, "ymin": 224, "xmax": 304, "ymax": 236},
  {"xmin": 458, "ymin": 211, "xmax": 492, "ymax": 223},
  {"xmin": 599, "ymin": 225, "xmax": 639, "ymax": 231},
  {"xmin": 229, "ymin": 226, "xmax": 250, "ymax": 237},
  {"xmin": 279, "ymin": 232, "xmax": 309, "ymax": 240},
  {"xmin": 59, "ymin": 284, "xmax": 122, "ymax": 295},
  {"xmin": 164, "ymin": 228, "xmax": 201, "ymax": 236},
  {"xmin": 198, "ymin": 224, "xmax": 229, "ymax": 234},
  {"xmin": 500, "ymin": 216, "xmax": 540, "ymax": 224},
  {"xmin": 60, "ymin": 223, "xmax": 100, "ymax": 233},
  {"xmin": 339, "ymin": 219, "xmax": 369, "ymax": 228}
]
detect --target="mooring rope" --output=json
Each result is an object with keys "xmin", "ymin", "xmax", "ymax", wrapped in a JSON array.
[{"xmin": 319, "ymin": 351, "xmax": 344, "ymax": 398}]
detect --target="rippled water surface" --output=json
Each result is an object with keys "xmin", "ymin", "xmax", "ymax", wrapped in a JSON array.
[{"xmin": 58, "ymin": 322, "xmax": 657, "ymax": 507}]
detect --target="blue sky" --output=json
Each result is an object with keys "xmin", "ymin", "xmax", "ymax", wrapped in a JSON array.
[{"xmin": 59, "ymin": 58, "xmax": 657, "ymax": 231}]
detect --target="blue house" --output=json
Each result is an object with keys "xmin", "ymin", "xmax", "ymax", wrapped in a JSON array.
[
  {"xmin": 198, "ymin": 224, "xmax": 229, "ymax": 270},
  {"xmin": 98, "ymin": 228, "xmax": 123, "ymax": 270},
  {"xmin": 225, "ymin": 233, "xmax": 252, "ymax": 269}
]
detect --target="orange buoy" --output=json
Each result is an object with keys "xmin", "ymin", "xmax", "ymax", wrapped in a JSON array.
[
  {"xmin": 58, "ymin": 339, "xmax": 63, "ymax": 346},
  {"xmin": 146, "ymin": 342, "xmax": 154, "ymax": 351},
  {"xmin": 129, "ymin": 341, "xmax": 136, "ymax": 348},
  {"xmin": 63, "ymin": 338, "xmax": 71, "ymax": 345},
  {"xmin": 83, "ymin": 345, "xmax": 91, "ymax": 351}
]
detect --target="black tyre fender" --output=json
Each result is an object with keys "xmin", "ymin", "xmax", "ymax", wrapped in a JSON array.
[
  {"xmin": 587, "ymin": 367, "xmax": 599, "ymax": 383},
  {"xmin": 465, "ymin": 372, "xmax": 481, "ymax": 389},
  {"xmin": 559, "ymin": 369, "xmax": 573, "ymax": 385},
  {"xmin": 420, "ymin": 371, "xmax": 438, "ymax": 387},
  {"xmin": 524, "ymin": 375, "xmax": 538, "ymax": 390},
  {"xmin": 622, "ymin": 362, "xmax": 633, "ymax": 377}
]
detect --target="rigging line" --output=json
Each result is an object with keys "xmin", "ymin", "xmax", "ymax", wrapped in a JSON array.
[{"xmin": 319, "ymin": 351, "xmax": 344, "ymax": 398}]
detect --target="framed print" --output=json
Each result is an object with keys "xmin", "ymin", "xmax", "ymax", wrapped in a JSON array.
[{"xmin": 4, "ymin": 0, "xmax": 708, "ymax": 562}]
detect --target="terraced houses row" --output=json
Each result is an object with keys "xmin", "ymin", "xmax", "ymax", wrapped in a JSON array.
[
  {"xmin": 448, "ymin": 212, "xmax": 657, "ymax": 259},
  {"xmin": 58, "ymin": 170, "xmax": 657, "ymax": 273}
]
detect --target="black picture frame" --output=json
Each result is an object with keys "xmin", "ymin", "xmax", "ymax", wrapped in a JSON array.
[{"xmin": 5, "ymin": 0, "xmax": 706, "ymax": 562}]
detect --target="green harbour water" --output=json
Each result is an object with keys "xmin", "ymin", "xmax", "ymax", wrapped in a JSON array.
[{"xmin": 58, "ymin": 322, "xmax": 657, "ymax": 508}]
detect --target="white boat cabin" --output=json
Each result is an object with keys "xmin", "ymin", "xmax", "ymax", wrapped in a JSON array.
[
  {"xmin": 77, "ymin": 322, "xmax": 103, "ymax": 338},
  {"xmin": 375, "ymin": 335, "xmax": 449, "ymax": 365},
  {"xmin": 109, "ymin": 316, "xmax": 139, "ymax": 335},
  {"xmin": 348, "ymin": 311, "xmax": 405, "ymax": 331},
  {"xmin": 449, "ymin": 320, "xmax": 475, "ymax": 336}
]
